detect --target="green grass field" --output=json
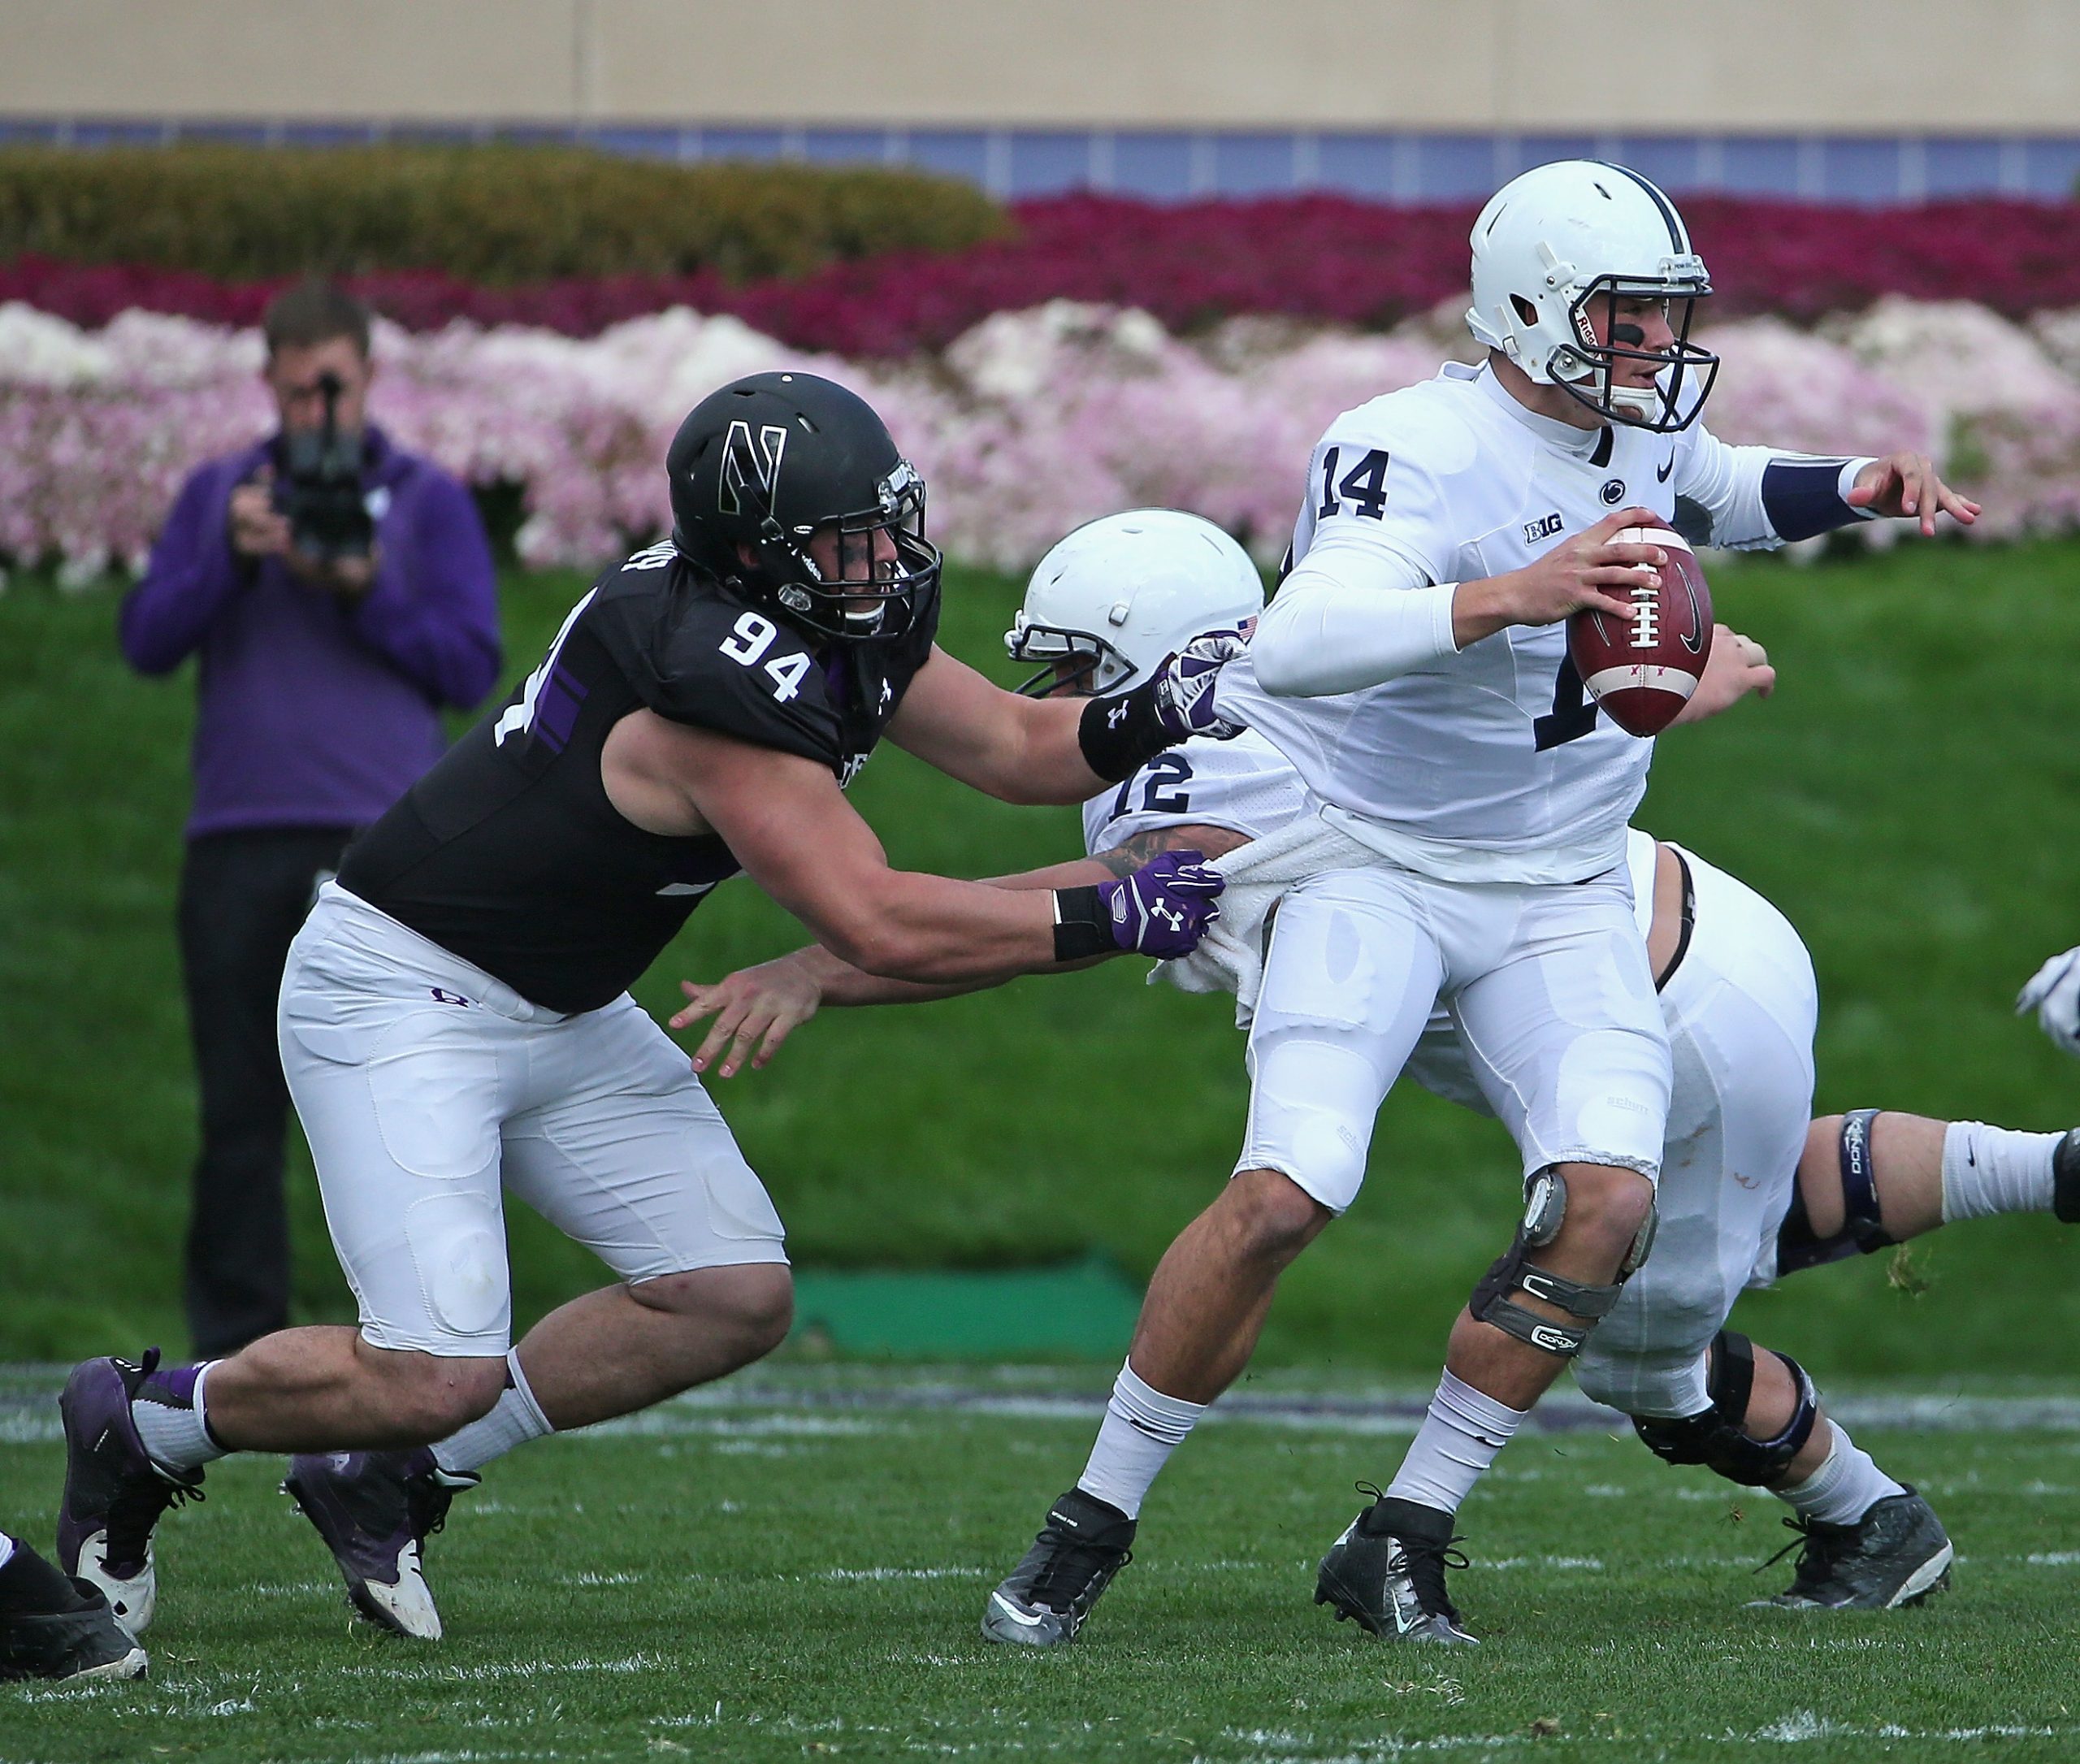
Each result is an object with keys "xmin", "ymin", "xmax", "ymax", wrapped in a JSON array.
[
  {"xmin": 6, "ymin": 1373, "xmax": 2080, "ymax": 1762},
  {"xmin": 5, "ymin": 540, "xmax": 2080, "ymax": 1372}
]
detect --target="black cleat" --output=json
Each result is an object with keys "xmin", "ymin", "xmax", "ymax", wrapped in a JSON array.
[
  {"xmin": 0, "ymin": 1546, "xmax": 149, "ymax": 1684},
  {"xmin": 1750, "ymin": 1486, "xmax": 1954, "ymax": 1610},
  {"xmin": 1315, "ymin": 1487, "xmax": 1479, "ymax": 1645},
  {"xmin": 284, "ymin": 1448, "xmax": 476, "ymax": 1640},
  {"xmin": 2052, "ymin": 1129, "xmax": 2080, "ymax": 1224},
  {"xmin": 980, "ymin": 1488, "xmax": 1136, "ymax": 1648}
]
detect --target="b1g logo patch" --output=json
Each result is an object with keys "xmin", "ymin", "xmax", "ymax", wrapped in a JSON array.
[
  {"xmin": 719, "ymin": 420, "xmax": 788, "ymax": 517},
  {"xmin": 1524, "ymin": 512, "xmax": 1564, "ymax": 544},
  {"xmin": 1601, "ymin": 478, "xmax": 1627, "ymax": 505}
]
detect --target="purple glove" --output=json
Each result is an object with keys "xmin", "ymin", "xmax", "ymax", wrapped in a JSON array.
[
  {"xmin": 1094, "ymin": 850, "xmax": 1224, "ymax": 959},
  {"xmin": 1152, "ymin": 626, "xmax": 1251, "ymax": 741}
]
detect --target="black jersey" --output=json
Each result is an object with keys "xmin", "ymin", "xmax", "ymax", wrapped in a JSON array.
[{"xmin": 339, "ymin": 542, "xmax": 939, "ymax": 1013}]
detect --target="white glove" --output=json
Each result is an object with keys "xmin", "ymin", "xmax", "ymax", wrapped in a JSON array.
[{"xmin": 2017, "ymin": 945, "xmax": 2080, "ymax": 1058}]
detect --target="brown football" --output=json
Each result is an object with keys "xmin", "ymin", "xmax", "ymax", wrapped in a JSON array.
[{"xmin": 1566, "ymin": 526, "xmax": 1714, "ymax": 737}]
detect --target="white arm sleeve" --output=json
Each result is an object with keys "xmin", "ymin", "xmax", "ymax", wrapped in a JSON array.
[
  {"xmin": 1676, "ymin": 422, "xmax": 1878, "ymax": 550},
  {"xmin": 1253, "ymin": 540, "xmax": 1459, "ymax": 696},
  {"xmin": 1252, "ymin": 422, "xmax": 1463, "ymax": 698}
]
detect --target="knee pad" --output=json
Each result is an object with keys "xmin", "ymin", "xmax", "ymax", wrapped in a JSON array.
[
  {"xmin": 1468, "ymin": 1169, "xmax": 1658, "ymax": 1359},
  {"xmin": 1777, "ymin": 1109, "xmax": 1895, "ymax": 1275},
  {"xmin": 1632, "ymin": 1329, "xmax": 1818, "ymax": 1486}
]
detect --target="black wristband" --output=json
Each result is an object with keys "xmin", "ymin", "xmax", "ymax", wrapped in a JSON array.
[
  {"xmin": 1077, "ymin": 678, "xmax": 1172, "ymax": 783},
  {"xmin": 1052, "ymin": 886, "xmax": 1112, "ymax": 961}
]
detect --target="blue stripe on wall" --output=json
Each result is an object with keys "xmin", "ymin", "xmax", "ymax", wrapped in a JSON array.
[{"xmin": 8, "ymin": 119, "xmax": 2079, "ymax": 204}]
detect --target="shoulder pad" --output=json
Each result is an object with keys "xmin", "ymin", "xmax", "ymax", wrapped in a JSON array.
[
  {"xmin": 1324, "ymin": 382, "xmax": 1481, "ymax": 479},
  {"xmin": 605, "ymin": 568, "xmax": 849, "ymax": 769}
]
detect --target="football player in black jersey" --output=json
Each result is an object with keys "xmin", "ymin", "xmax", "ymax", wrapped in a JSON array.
[{"xmin": 54, "ymin": 372, "xmax": 1249, "ymax": 1644}]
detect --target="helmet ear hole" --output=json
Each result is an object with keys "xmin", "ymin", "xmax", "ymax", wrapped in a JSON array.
[{"xmin": 1511, "ymin": 294, "xmax": 1540, "ymax": 327}]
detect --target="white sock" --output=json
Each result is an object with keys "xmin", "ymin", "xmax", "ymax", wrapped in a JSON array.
[
  {"xmin": 1776, "ymin": 1424, "xmax": 1904, "ymax": 1526},
  {"xmin": 1940, "ymin": 1121, "xmax": 2062, "ymax": 1222},
  {"xmin": 1075, "ymin": 1363, "xmax": 1206, "ymax": 1519},
  {"xmin": 132, "ymin": 1360, "xmax": 228, "ymax": 1473},
  {"xmin": 1385, "ymin": 1369, "xmax": 1525, "ymax": 1515},
  {"xmin": 0, "ymin": 1532, "xmax": 15, "ymax": 1571},
  {"xmin": 431, "ymin": 1350, "xmax": 553, "ymax": 1476}
]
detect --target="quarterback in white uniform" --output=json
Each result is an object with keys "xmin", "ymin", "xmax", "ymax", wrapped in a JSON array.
[
  {"xmin": 1187, "ymin": 158, "xmax": 1974, "ymax": 1644},
  {"xmin": 682, "ymin": 509, "xmax": 2070, "ymax": 1640}
]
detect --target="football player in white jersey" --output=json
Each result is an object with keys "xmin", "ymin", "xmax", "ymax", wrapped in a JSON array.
[
  {"xmin": 1197, "ymin": 158, "xmax": 1976, "ymax": 1642},
  {"xmin": 681, "ymin": 512, "xmax": 2074, "ymax": 1639}
]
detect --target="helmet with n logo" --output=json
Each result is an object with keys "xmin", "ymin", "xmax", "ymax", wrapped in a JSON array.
[{"xmin": 667, "ymin": 371, "xmax": 941, "ymax": 643}]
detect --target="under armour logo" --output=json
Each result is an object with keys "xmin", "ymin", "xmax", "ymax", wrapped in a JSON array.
[
  {"xmin": 879, "ymin": 679, "xmax": 894, "ymax": 706},
  {"xmin": 430, "ymin": 988, "xmax": 474, "ymax": 1007},
  {"xmin": 718, "ymin": 419, "xmax": 788, "ymax": 518},
  {"xmin": 1107, "ymin": 702, "xmax": 1129, "ymax": 729}
]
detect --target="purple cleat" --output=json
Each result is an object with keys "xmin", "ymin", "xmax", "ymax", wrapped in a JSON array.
[
  {"xmin": 57, "ymin": 1351, "xmax": 205, "ymax": 1636},
  {"xmin": 283, "ymin": 1449, "xmax": 476, "ymax": 1641}
]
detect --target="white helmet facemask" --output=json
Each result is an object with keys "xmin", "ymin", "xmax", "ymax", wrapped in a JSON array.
[
  {"xmin": 1467, "ymin": 160, "xmax": 1718, "ymax": 433},
  {"xmin": 1006, "ymin": 509, "xmax": 1265, "ymax": 699}
]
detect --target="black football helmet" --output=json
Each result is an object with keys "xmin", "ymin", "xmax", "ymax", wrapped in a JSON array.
[{"xmin": 667, "ymin": 371, "xmax": 942, "ymax": 644}]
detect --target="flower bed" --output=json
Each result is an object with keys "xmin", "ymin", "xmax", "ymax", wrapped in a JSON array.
[
  {"xmin": 6, "ymin": 293, "xmax": 2075, "ymax": 582},
  {"xmin": 6, "ymin": 194, "xmax": 2080, "ymax": 356}
]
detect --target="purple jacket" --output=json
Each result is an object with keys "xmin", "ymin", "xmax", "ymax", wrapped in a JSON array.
[{"xmin": 119, "ymin": 426, "xmax": 502, "ymax": 839}]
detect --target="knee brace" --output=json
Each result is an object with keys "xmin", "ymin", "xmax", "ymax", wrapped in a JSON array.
[
  {"xmin": 1777, "ymin": 1108, "xmax": 1896, "ymax": 1275},
  {"xmin": 1468, "ymin": 1169, "xmax": 1657, "ymax": 1359},
  {"xmin": 1632, "ymin": 1329, "xmax": 1818, "ymax": 1487}
]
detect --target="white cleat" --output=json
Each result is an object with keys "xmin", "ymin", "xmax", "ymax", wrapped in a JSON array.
[{"xmin": 69, "ymin": 1532, "xmax": 154, "ymax": 1638}]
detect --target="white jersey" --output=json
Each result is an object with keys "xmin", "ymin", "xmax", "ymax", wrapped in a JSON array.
[
  {"xmin": 1081, "ymin": 727, "xmax": 1310, "ymax": 858},
  {"xmin": 1227, "ymin": 359, "xmax": 1800, "ymax": 884}
]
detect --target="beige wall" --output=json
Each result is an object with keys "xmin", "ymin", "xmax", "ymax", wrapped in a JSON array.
[{"xmin": 4, "ymin": 0, "xmax": 2076, "ymax": 132}]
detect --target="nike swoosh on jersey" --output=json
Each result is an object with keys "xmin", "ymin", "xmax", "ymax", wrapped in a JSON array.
[{"xmin": 1656, "ymin": 454, "xmax": 1675, "ymax": 483}]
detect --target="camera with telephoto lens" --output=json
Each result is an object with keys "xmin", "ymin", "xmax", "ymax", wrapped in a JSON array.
[{"xmin": 273, "ymin": 371, "xmax": 374, "ymax": 562}]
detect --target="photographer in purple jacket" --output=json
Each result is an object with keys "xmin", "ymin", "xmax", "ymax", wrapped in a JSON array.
[{"xmin": 119, "ymin": 280, "xmax": 501, "ymax": 1357}]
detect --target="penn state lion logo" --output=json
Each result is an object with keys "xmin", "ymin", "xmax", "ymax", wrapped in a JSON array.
[{"xmin": 718, "ymin": 420, "xmax": 788, "ymax": 516}]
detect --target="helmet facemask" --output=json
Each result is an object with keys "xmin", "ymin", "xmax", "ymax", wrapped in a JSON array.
[
  {"xmin": 1544, "ymin": 274, "xmax": 1719, "ymax": 434},
  {"xmin": 1003, "ymin": 616, "xmax": 1136, "ymax": 699},
  {"xmin": 744, "ymin": 460, "xmax": 942, "ymax": 644}
]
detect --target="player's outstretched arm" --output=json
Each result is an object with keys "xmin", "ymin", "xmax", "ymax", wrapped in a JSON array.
[
  {"xmin": 671, "ymin": 823, "xmax": 1251, "ymax": 1076},
  {"xmin": 1669, "ymin": 626, "xmax": 1775, "ymax": 726},
  {"xmin": 1845, "ymin": 454, "xmax": 1980, "ymax": 538},
  {"xmin": 609, "ymin": 711, "xmax": 1220, "ymax": 986},
  {"xmin": 888, "ymin": 640, "xmax": 1246, "ymax": 804}
]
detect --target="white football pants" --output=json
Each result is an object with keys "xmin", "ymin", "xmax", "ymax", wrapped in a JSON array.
[
  {"xmin": 1408, "ymin": 843, "xmax": 1821, "ymax": 1419},
  {"xmin": 278, "ymin": 884, "xmax": 786, "ymax": 1358},
  {"xmin": 1236, "ymin": 860, "xmax": 1672, "ymax": 1214}
]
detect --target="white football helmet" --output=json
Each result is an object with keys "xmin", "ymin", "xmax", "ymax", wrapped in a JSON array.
[
  {"xmin": 1006, "ymin": 509, "xmax": 1264, "ymax": 696},
  {"xmin": 1467, "ymin": 159, "xmax": 1718, "ymax": 432}
]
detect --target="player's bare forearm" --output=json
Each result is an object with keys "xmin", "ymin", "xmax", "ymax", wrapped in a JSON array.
[
  {"xmin": 684, "ymin": 826, "xmax": 1243, "ymax": 1060},
  {"xmin": 889, "ymin": 647, "xmax": 1109, "ymax": 804},
  {"xmin": 807, "ymin": 828, "xmax": 1243, "ymax": 990}
]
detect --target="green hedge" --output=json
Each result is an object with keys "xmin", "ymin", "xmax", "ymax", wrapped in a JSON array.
[{"xmin": 0, "ymin": 143, "xmax": 1008, "ymax": 282}]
